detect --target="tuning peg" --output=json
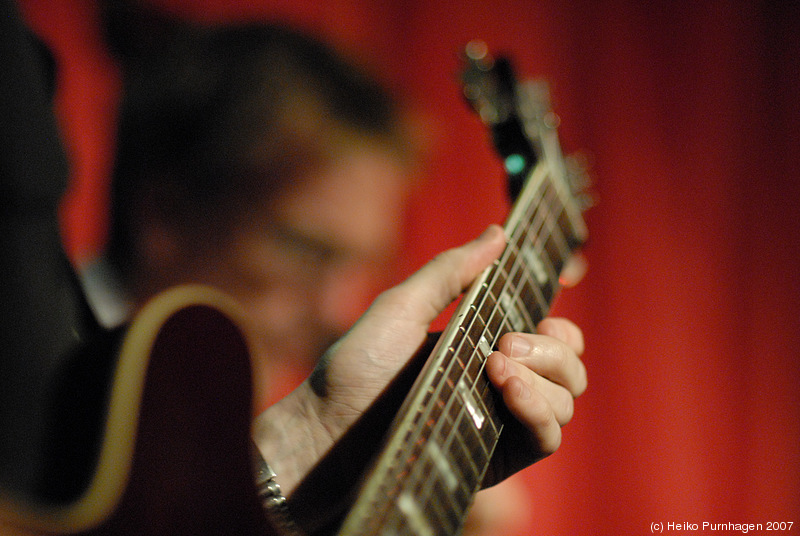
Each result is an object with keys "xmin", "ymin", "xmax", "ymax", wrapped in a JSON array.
[
  {"xmin": 464, "ymin": 40, "xmax": 492, "ymax": 65},
  {"xmin": 460, "ymin": 42, "xmax": 498, "ymax": 123},
  {"xmin": 565, "ymin": 153, "xmax": 596, "ymax": 210}
]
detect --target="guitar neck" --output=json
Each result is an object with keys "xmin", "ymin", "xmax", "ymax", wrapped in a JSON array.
[{"xmin": 337, "ymin": 148, "xmax": 586, "ymax": 535}]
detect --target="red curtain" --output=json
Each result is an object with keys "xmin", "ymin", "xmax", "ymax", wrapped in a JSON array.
[{"xmin": 18, "ymin": 0, "xmax": 799, "ymax": 534}]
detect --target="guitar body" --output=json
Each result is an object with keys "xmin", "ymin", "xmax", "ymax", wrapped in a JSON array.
[{"xmin": 0, "ymin": 286, "xmax": 274, "ymax": 536}]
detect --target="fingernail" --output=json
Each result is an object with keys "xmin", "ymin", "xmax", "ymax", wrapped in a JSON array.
[
  {"xmin": 476, "ymin": 225, "xmax": 494, "ymax": 241},
  {"xmin": 509, "ymin": 335, "xmax": 531, "ymax": 357},
  {"xmin": 477, "ymin": 224, "xmax": 503, "ymax": 242}
]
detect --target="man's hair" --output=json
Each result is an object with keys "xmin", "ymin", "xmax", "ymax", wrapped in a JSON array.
[{"xmin": 106, "ymin": 19, "xmax": 410, "ymax": 279}]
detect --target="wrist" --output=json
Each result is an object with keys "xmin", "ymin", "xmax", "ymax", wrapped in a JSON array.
[{"xmin": 251, "ymin": 381, "xmax": 336, "ymax": 496}]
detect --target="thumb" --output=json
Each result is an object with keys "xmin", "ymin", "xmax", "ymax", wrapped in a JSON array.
[
  {"xmin": 309, "ymin": 225, "xmax": 505, "ymax": 408},
  {"xmin": 370, "ymin": 224, "xmax": 507, "ymax": 328}
]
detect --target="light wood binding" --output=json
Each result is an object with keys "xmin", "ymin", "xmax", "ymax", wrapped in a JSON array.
[{"xmin": 0, "ymin": 285, "xmax": 275, "ymax": 536}]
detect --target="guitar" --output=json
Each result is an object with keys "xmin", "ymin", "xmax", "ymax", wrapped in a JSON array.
[
  {"xmin": 335, "ymin": 42, "xmax": 589, "ymax": 535},
  {"xmin": 0, "ymin": 43, "xmax": 587, "ymax": 536},
  {"xmin": 0, "ymin": 285, "xmax": 275, "ymax": 536}
]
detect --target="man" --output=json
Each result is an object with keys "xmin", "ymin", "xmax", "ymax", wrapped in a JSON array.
[
  {"xmin": 98, "ymin": 21, "xmax": 416, "ymax": 409},
  {"xmin": 88, "ymin": 18, "xmax": 586, "ymax": 535}
]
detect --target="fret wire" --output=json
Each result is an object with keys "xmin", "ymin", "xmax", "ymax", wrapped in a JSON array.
[
  {"xmin": 539, "ymin": 180, "xmax": 571, "ymax": 271},
  {"xmin": 518, "ymin": 274, "xmax": 547, "ymax": 327},
  {"xmin": 513, "ymin": 173, "xmax": 573, "ymax": 287},
  {"xmin": 466, "ymin": 310, "xmax": 487, "ymax": 352},
  {"xmin": 435, "ymin": 346, "xmax": 499, "ymax": 454},
  {"xmin": 508, "ymin": 267, "xmax": 543, "ymax": 332},
  {"xmin": 407, "ymin": 338, "xmax": 503, "ymax": 482},
  {"xmin": 482, "ymin": 168, "xmax": 581, "ymax": 342},
  {"xmin": 430, "ymin": 478, "xmax": 463, "ymax": 532},
  {"xmin": 483, "ymin": 267, "xmax": 527, "ymax": 335},
  {"xmin": 374, "ymin": 394, "xmax": 447, "ymax": 514},
  {"xmin": 490, "ymin": 243, "xmax": 539, "ymax": 334},
  {"xmin": 503, "ymin": 242, "xmax": 541, "ymax": 332},
  {"xmin": 416, "ymin": 417, "xmax": 481, "ymax": 504},
  {"xmin": 516, "ymin": 187, "xmax": 566, "ymax": 309},
  {"xmin": 503, "ymin": 181, "xmax": 553, "ymax": 319},
  {"xmin": 522, "ymin": 201, "xmax": 554, "ymax": 274},
  {"xmin": 442, "ymin": 405, "xmax": 478, "ymax": 511},
  {"xmin": 520, "ymin": 226, "xmax": 557, "ymax": 307},
  {"xmin": 433, "ymin": 348, "xmax": 502, "ymax": 460},
  {"xmin": 407, "ymin": 457, "xmax": 460, "ymax": 536},
  {"xmin": 408, "ymin": 385, "xmax": 497, "ymax": 526},
  {"xmin": 436, "ymin": 175, "xmax": 564, "ymax": 449},
  {"xmin": 535, "ymin": 169, "xmax": 573, "ymax": 246},
  {"xmin": 479, "ymin": 290, "xmax": 499, "ymax": 336},
  {"xmin": 464, "ymin": 349, "xmax": 482, "ymax": 385},
  {"xmin": 396, "ymin": 409, "xmax": 483, "ymax": 534},
  {"xmin": 385, "ymin": 345, "xmax": 491, "ymax": 515},
  {"xmin": 359, "ymin": 171, "xmax": 581, "ymax": 532}
]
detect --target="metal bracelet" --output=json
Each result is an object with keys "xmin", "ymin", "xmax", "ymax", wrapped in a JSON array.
[{"xmin": 253, "ymin": 450, "xmax": 305, "ymax": 535}]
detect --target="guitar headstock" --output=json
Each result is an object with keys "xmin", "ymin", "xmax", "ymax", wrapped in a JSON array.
[
  {"xmin": 461, "ymin": 41, "xmax": 536, "ymax": 200},
  {"xmin": 460, "ymin": 40, "xmax": 592, "ymax": 218}
]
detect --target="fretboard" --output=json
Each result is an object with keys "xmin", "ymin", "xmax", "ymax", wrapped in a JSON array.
[{"xmin": 337, "ymin": 151, "xmax": 587, "ymax": 536}]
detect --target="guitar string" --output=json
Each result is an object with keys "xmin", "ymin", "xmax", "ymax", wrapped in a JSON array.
[
  {"xmin": 357, "ymin": 173, "xmax": 577, "ymax": 533},
  {"xmin": 378, "ymin": 178, "xmax": 572, "ymax": 531},
  {"xmin": 417, "ymin": 180, "xmax": 564, "ymax": 464}
]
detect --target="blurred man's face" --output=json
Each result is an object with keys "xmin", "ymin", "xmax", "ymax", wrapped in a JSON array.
[{"xmin": 188, "ymin": 147, "xmax": 410, "ymax": 408}]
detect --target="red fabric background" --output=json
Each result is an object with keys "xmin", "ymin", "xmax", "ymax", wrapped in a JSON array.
[{"xmin": 17, "ymin": 0, "xmax": 799, "ymax": 534}]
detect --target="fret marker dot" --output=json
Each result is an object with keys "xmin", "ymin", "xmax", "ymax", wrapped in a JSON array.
[{"xmin": 505, "ymin": 154, "xmax": 527, "ymax": 174}]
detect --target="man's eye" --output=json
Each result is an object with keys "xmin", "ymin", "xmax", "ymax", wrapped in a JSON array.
[{"xmin": 272, "ymin": 227, "xmax": 337, "ymax": 264}]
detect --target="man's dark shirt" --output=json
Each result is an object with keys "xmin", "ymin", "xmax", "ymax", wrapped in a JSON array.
[{"xmin": 0, "ymin": 0, "xmax": 97, "ymax": 499}]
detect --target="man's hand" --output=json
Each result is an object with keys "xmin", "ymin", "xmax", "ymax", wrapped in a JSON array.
[
  {"xmin": 253, "ymin": 224, "xmax": 586, "ymax": 496},
  {"xmin": 482, "ymin": 316, "xmax": 586, "ymax": 485},
  {"xmin": 306, "ymin": 224, "xmax": 509, "ymax": 437}
]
